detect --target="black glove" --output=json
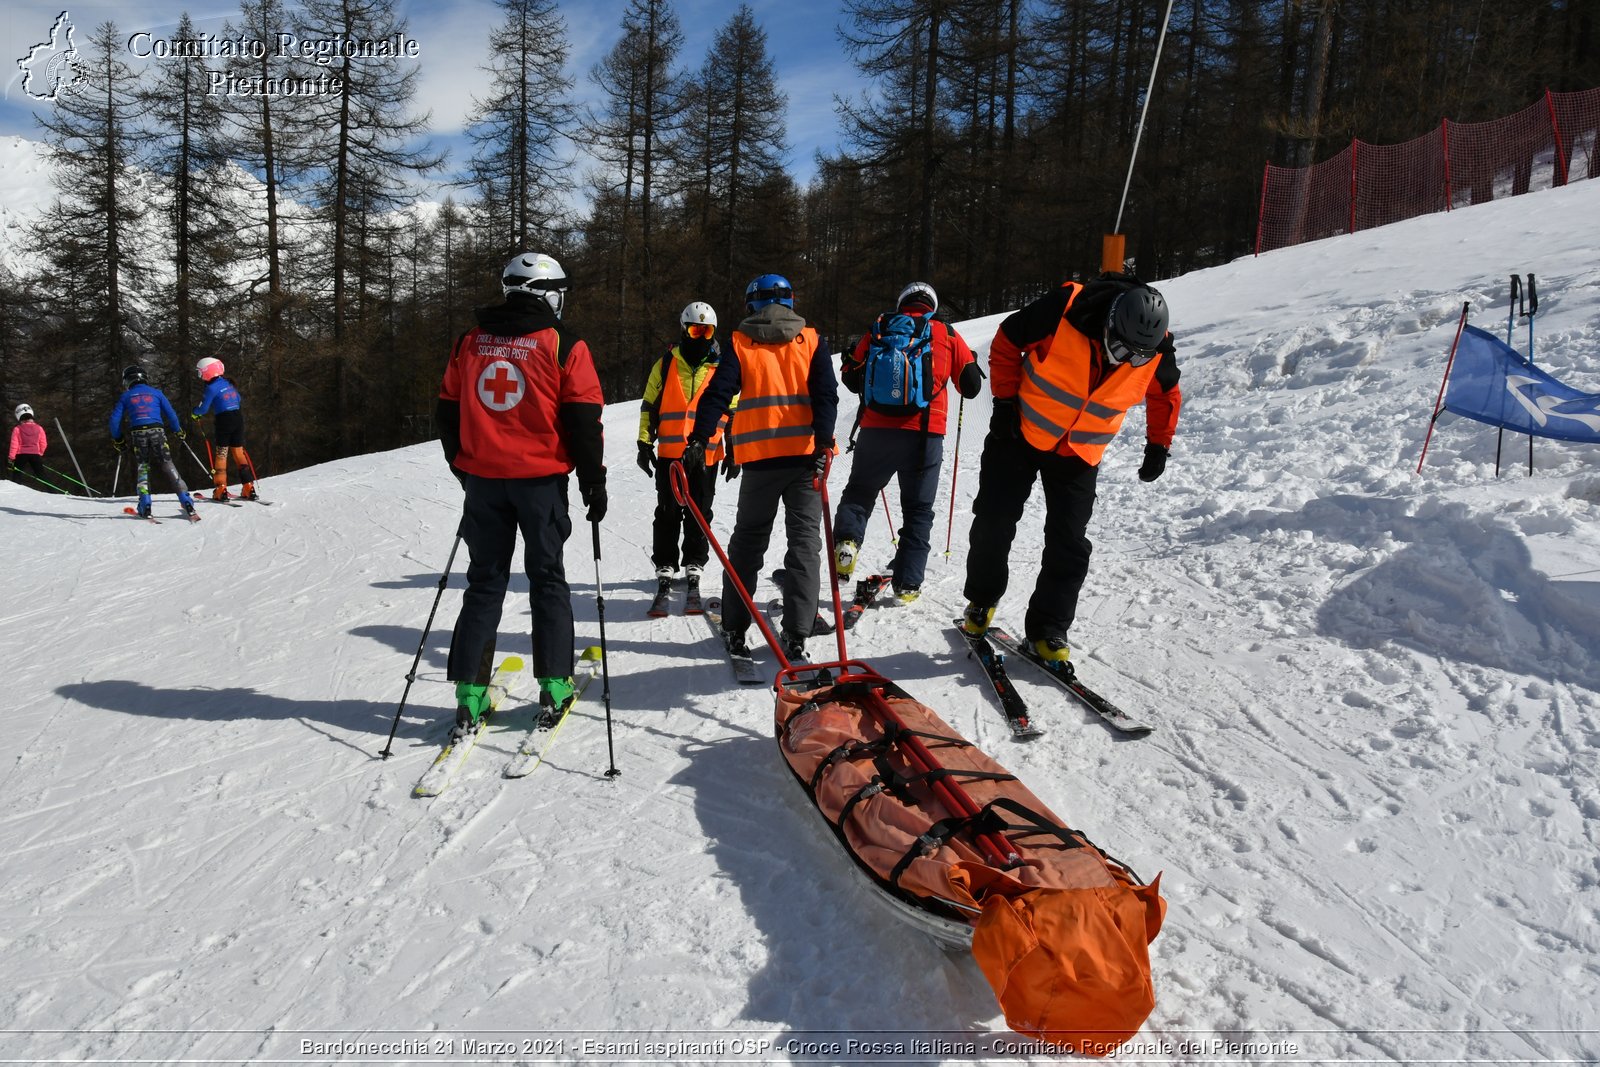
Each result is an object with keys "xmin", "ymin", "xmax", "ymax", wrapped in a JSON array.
[
  {"xmin": 581, "ymin": 481, "xmax": 608, "ymax": 522},
  {"xmin": 991, "ymin": 398, "xmax": 1021, "ymax": 441},
  {"xmin": 111, "ymin": 439, "xmax": 125, "ymax": 454},
  {"xmin": 682, "ymin": 435, "xmax": 708, "ymax": 471},
  {"xmin": 721, "ymin": 455, "xmax": 740, "ymax": 482},
  {"xmin": 810, "ymin": 442, "xmax": 831, "ymax": 476},
  {"xmin": 1138, "ymin": 442, "xmax": 1169, "ymax": 482},
  {"xmin": 636, "ymin": 441, "xmax": 655, "ymax": 477}
]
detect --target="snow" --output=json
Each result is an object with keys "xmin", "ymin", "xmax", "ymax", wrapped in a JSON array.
[{"xmin": 3, "ymin": 178, "xmax": 1599, "ymax": 1065}]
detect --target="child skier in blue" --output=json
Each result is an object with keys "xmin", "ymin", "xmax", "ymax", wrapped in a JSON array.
[
  {"xmin": 109, "ymin": 364, "xmax": 198, "ymax": 520},
  {"xmin": 191, "ymin": 357, "xmax": 258, "ymax": 501}
]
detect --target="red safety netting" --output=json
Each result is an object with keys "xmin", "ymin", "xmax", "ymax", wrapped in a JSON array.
[{"xmin": 1257, "ymin": 87, "xmax": 1600, "ymax": 254}]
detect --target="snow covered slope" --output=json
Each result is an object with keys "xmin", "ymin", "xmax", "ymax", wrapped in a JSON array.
[{"xmin": 2, "ymin": 178, "xmax": 1598, "ymax": 1063}]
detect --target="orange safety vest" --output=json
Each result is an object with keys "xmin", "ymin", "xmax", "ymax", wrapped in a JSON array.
[
  {"xmin": 1017, "ymin": 283, "xmax": 1160, "ymax": 465},
  {"xmin": 727, "ymin": 327, "xmax": 819, "ymax": 464},
  {"xmin": 654, "ymin": 348, "xmax": 724, "ymax": 464}
]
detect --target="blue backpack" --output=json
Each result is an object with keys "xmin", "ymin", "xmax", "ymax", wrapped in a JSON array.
[{"xmin": 861, "ymin": 312, "xmax": 934, "ymax": 416}]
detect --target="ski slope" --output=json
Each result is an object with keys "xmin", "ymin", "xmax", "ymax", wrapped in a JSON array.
[{"xmin": 2, "ymin": 178, "xmax": 1598, "ymax": 1064}]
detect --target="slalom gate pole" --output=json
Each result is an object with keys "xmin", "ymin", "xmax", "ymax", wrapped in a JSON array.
[
  {"xmin": 380, "ymin": 520, "xmax": 466, "ymax": 759},
  {"xmin": 591, "ymin": 520, "xmax": 620, "ymax": 779},
  {"xmin": 879, "ymin": 489, "xmax": 896, "ymax": 546},
  {"xmin": 944, "ymin": 395, "xmax": 965, "ymax": 557},
  {"xmin": 1495, "ymin": 275, "xmax": 1524, "ymax": 477},
  {"xmin": 52, "ymin": 420, "xmax": 96, "ymax": 495},
  {"xmin": 1416, "ymin": 302, "xmax": 1471, "ymax": 475},
  {"xmin": 1525, "ymin": 273, "xmax": 1538, "ymax": 476},
  {"xmin": 815, "ymin": 454, "xmax": 850, "ymax": 664},
  {"xmin": 43, "ymin": 463, "xmax": 95, "ymax": 495},
  {"xmin": 670, "ymin": 460, "xmax": 790, "ymax": 672}
]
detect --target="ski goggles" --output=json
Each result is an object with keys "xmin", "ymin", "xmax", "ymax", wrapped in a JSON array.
[
  {"xmin": 1104, "ymin": 328, "xmax": 1158, "ymax": 367},
  {"xmin": 685, "ymin": 323, "xmax": 715, "ymax": 339}
]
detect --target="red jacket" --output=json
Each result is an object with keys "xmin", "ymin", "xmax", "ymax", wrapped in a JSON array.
[
  {"xmin": 439, "ymin": 299, "xmax": 605, "ymax": 482},
  {"xmin": 842, "ymin": 313, "xmax": 978, "ymax": 436}
]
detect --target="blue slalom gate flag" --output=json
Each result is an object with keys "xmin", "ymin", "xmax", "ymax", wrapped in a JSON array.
[{"xmin": 1444, "ymin": 325, "xmax": 1600, "ymax": 444}]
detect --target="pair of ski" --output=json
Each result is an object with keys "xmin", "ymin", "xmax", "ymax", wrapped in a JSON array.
[
  {"xmin": 123, "ymin": 506, "xmax": 200, "ymax": 524},
  {"xmin": 956, "ymin": 622, "xmax": 1153, "ymax": 740},
  {"xmin": 413, "ymin": 649, "xmax": 602, "ymax": 797},
  {"xmin": 699, "ymin": 597, "xmax": 835, "ymax": 688},
  {"xmin": 647, "ymin": 578, "xmax": 703, "ymax": 617}
]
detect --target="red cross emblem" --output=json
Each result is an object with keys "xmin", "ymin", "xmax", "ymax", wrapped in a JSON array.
[{"xmin": 477, "ymin": 360, "xmax": 525, "ymax": 411}]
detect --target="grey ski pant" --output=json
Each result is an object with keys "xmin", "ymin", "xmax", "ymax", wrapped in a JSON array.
[
  {"xmin": 449, "ymin": 472, "xmax": 574, "ymax": 684},
  {"xmin": 719, "ymin": 464, "xmax": 822, "ymax": 642}
]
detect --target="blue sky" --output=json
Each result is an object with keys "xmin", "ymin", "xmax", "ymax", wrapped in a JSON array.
[{"xmin": 2, "ymin": 0, "xmax": 865, "ymax": 194}]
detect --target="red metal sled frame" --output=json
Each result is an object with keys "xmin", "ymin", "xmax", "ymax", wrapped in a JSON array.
[{"xmin": 672, "ymin": 457, "xmax": 1023, "ymax": 871}]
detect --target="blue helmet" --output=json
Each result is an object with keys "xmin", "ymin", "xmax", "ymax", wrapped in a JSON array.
[{"xmin": 744, "ymin": 273, "xmax": 794, "ymax": 312}]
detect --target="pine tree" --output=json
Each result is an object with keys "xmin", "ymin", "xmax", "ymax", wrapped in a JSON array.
[{"xmin": 465, "ymin": 0, "xmax": 575, "ymax": 256}]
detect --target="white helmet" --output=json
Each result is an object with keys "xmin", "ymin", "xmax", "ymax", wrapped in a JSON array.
[
  {"xmin": 897, "ymin": 281, "xmax": 937, "ymax": 313},
  {"xmin": 502, "ymin": 252, "xmax": 569, "ymax": 318},
  {"xmin": 679, "ymin": 301, "xmax": 717, "ymax": 330},
  {"xmin": 14, "ymin": 403, "xmax": 33, "ymax": 421},
  {"xmin": 196, "ymin": 357, "xmax": 225, "ymax": 382}
]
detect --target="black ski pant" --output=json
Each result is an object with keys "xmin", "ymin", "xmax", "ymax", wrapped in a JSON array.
[
  {"xmin": 962, "ymin": 425, "xmax": 1099, "ymax": 641},
  {"xmin": 652, "ymin": 460, "xmax": 715, "ymax": 571},
  {"xmin": 11, "ymin": 454, "xmax": 45, "ymax": 481},
  {"xmin": 449, "ymin": 472, "xmax": 574, "ymax": 685},
  {"xmin": 832, "ymin": 427, "xmax": 943, "ymax": 590},
  {"xmin": 720, "ymin": 463, "xmax": 822, "ymax": 642}
]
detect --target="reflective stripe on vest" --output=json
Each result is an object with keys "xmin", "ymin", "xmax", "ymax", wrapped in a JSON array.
[
  {"xmin": 1017, "ymin": 282, "xmax": 1159, "ymax": 464},
  {"xmin": 728, "ymin": 328, "xmax": 818, "ymax": 464},
  {"xmin": 655, "ymin": 348, "xmax": 724, "ymax": 463}
]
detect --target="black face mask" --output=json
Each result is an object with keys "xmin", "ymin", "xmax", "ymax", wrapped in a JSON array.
[{"xmin": 680, "ymin": 335, "xmax": 714, "ymax": 363}]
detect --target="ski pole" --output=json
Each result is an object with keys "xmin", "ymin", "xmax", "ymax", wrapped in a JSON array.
[
  {"xmin": 1525, "ymin": 273, "xmax": 1537, "ymax": 476},
  {"xmin": 112, "ymin": 452, "xmax": 122, "ymax": 497},
  {"xmin": 177, "ymin": 434, "xmax": 211, "ymax": 480},
  {"xmin": 380, "ymin": 521, "xmax": 466, "ymax": 759},
  {"xmin": 15, "ymin": 467, "xmax": 70, "ymax": 494},
  {"xmin": 592, "ymin": 520, "xmax": 620, "ymax": 779},
  {"xmin": 944, "ymin": 395, "xmax": 965, "ymax": 557},
  {"xmin": 52, "ymin": 420, "xmax": 97, "ymax": 495},
  {"xmin": 880, "ymin": 489, "xmax": 897, "ymax": 546},
  {"xmin": 43, "ymin": 462, "xmax": 95, "ymax": 495}
]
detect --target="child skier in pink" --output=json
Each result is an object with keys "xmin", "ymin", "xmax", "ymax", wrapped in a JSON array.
[{"xmin": 8, "ymin": 404, "xmax": 48, "ymax": 484}]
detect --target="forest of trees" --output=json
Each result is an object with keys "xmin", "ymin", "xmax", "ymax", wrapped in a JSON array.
[{"xmin": 1, "ymin": 0, "xmax": 1593, "ymax": 493}]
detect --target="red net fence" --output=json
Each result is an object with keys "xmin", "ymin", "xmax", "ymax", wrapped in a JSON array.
[{"xmin": 1256, "ymin": 88, "xmax": 1600, "ymax": 254}]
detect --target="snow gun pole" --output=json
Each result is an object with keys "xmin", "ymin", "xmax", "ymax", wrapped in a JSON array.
[
  {"xmin": 52, "ymin": 419, "xmax": 97, "ymax": 495},
  {"xmin": 670, "ymin": 460, "xmax": 791, "ymax": 673},
  {"xmin": 591, "ymin": 520, "xmax": 620, "ymax": 780},
  {"xmin": 1416, "ymin": 302, "xmax": 1472, "ymax": 475},
  {"xmin": 1525, "ymin": 274, "xmax": 1538, "ymax": 476},
  {"xmin": 815, "ymin": 453, "xmax": 849, "ymax": 663},
  {"xmin": 944, "ymin": 395, "xmax": 965, "ymax": 557},
  {"xmin": 380, "ymin": 520, "xmax": 465, "ymax": 759}
]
